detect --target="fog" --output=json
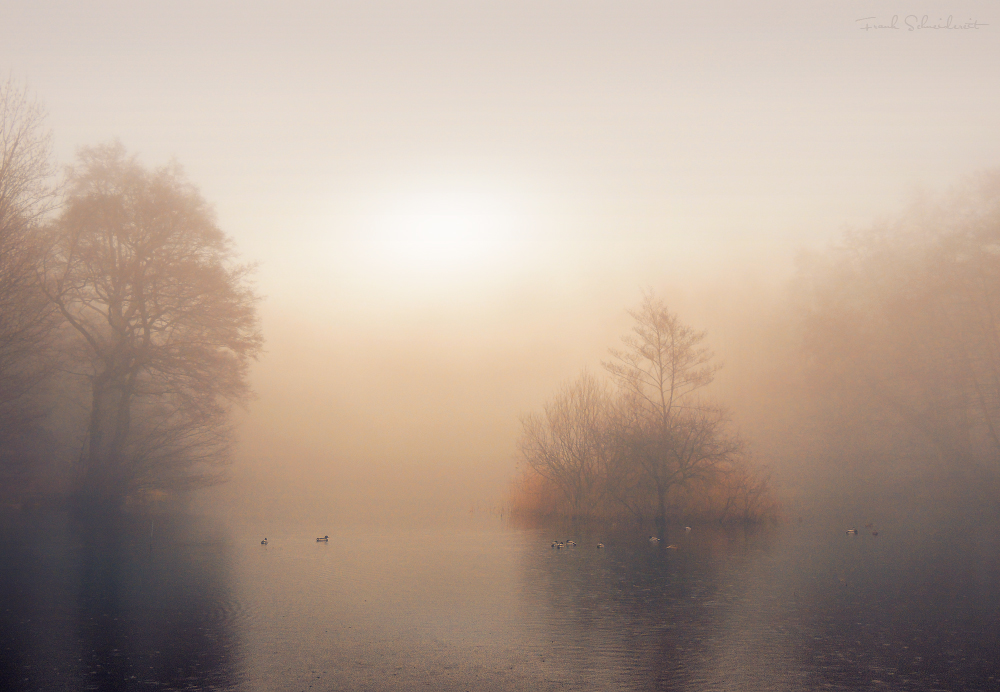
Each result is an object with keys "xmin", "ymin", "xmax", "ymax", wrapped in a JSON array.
[
  {"xmin": 4, "ymin": 1, "xmax": 1000, "ymax": 527},
  {"xmin": 227, "ymin": 243, "xmax": 792, "ymax": 525},
  {"xmin": 8, "ymin": 7, "xmax": 1000, "ymax": 690}
]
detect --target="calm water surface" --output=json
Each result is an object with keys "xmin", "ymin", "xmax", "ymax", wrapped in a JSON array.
[{"xmin": 2, "ymin": 511, "xmax": 999, "ymax": 690}]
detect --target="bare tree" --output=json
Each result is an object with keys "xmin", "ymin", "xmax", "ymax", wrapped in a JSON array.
[
  {"xmin": 716, "ymin": 458, "xmax": 776, "ymax": 524},
  {"xmin": 599, "ymin": 394, "xmax": 653, "ymax": 523},
  {"xmin": 0, "ymin": 76, "xmax": 54, "ymax": 232},
  {"xmin": 517, "ymin": 371, "xmax": 614, "ymax": 520},
  {"xmin": 604, "ymin": 292, "xmax": 737, "ymax": 534},
  {"xmin": 510, "ymin": 293, "xmax": 774, "ymax": 526},
  {"xmin": 40, "ymin": 142, "xmax": 263, "ymax": 508},
  {"xmin": 0, "ymin": 77, "xmax": 57, "ymax": 475}
]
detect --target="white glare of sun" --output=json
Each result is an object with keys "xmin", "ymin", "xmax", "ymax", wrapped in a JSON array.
[{"xmin": 369, "ymin": 191, "xmax": 517, "ymax": 273}]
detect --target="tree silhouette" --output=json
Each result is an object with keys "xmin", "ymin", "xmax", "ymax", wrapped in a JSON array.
[
  {"xmin": 604, "ymin": 293, "xmax": 737, "ymax": 534},
  {"xmin": 41, "ymin": 142, "xmax": 262, "ymax": 508},
  {"xmin": 518, "ymin": 371, "xmax": 613, "ymax": 519},
  {"xmin": 0, "ymin": 77, "xmax": 57, "ymax": 485}
]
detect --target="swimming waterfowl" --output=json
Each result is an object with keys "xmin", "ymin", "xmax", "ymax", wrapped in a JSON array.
[
  {"xmin": 261, "ymin": 538, "xmax": 268, "ymax": 545},
  {"xmin": 684, "ymin": 526, "xmax": 691, "ymax": 532},
  {"xmin": 597, "ymin": 543, "xmax": 604, "ymax": 549},
  {"xmin": 316, "ymin": 535, "xmax": 329, "ymax": 542},
  {"xmin": 648, "ymin": 536, "xmax": 661, "ymax": 543},
  {"xmin": 846, "ymin": 528, "xmax": 858, "ymax": 535},
  {"xmin": 566, "ymin": 540, "xmax": 577, "ymax": 547}
]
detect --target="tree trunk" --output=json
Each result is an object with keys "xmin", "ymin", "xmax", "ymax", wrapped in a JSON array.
[
  {"xmin": 78, "ymin": 370, "xmax": 131, "ymax": 510},
  {"xmin": 655, "ymin": 483, "xmax": 667, "ymax": 542}
]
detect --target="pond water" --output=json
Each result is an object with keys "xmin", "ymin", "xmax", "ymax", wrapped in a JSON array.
[{"xmin": 2, "ymin": 511, "xmax": 999, "ymax": 691}]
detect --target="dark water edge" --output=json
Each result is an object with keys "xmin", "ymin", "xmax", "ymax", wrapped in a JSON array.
[
  {"xmin": 2, "ymin": 508, "xmax": 1000, "ymax": 691},
  {"xmin": 0, "ymin": 510, "xmax": 237, "ymax": 691}
]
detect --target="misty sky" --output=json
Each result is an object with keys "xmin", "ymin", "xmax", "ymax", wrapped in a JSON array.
[{"xmin": 5, "ymin": 0, "xmax": 999, "ymax": 518}]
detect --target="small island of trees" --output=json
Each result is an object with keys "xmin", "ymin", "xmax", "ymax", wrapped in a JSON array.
[{"xmin": 510, "ymin": 293, "xmax": 779, "ymax": 534}]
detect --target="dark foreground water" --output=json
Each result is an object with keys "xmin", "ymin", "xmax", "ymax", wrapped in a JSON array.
[{"xmin": 2, "ymin": 511, "xmax": 999, "ymax": 691}]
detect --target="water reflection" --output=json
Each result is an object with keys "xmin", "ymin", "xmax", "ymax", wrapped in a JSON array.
[
  {"xmin": 768, "ymin": 519, "xmax": 1000, "ymax": 691},
  {"xmin": 0, "ymin": 511, "xmax": 237, "ymax": 691},
  {"xmin": 3, "ymin": 512, "xmax": 998, "ymax": 690},
  {"xmin": 515, "ymin": 520, "xmax": 1000, "ymax": 691},
  {"xmin": 516, "ymin": 525, "xmax": 781, "ymax": 690}
]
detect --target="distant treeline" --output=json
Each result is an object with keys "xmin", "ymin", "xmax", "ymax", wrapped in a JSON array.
[
  {"xmin": 0, "ymin": 79, "xmax": 262, "ymax": 511},
  {"xmin": 788, "ymin": 171, "xmax": 1000, "ymax": 509}
]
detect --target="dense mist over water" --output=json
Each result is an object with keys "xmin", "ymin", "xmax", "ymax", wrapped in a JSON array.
[
  {"xmin": 209, "ymin": 256, "xmax": 790, "ymax": 526},
  {"xmin": 5, "ymin": 1, "xmax": 999, "ymax": 528},
  {"xmin": 4, "ymin": 2, "xmax": 1000, "ymax": 688}
]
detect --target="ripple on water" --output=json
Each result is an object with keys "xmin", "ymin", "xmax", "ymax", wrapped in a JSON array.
[{"xmin": 5, "ymin": 516, "xmax": 1000, "ymax": 691}]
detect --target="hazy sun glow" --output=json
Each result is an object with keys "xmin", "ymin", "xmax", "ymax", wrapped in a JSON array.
[
  {"xmin": 372, "ymin": 190, "xmax": 517, "ymax": 270},
  {"xmin": 339, "ymin": 188, "xmax": 530, "ymax": 302}
]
